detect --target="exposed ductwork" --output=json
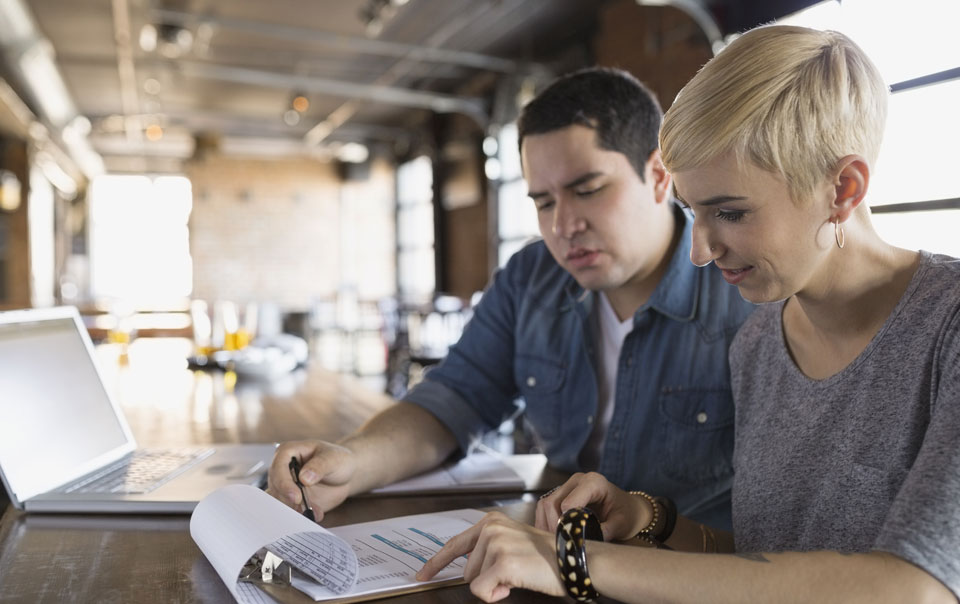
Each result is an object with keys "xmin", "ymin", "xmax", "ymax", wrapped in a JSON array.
[{"xmin": 0, "ymin": 0, "xmax": 103, "ymax": 179}]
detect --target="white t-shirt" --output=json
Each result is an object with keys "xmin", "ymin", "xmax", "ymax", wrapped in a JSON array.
[{"xmin": 580, "ymin": 292, "xmax": 634, "ymax": 470}]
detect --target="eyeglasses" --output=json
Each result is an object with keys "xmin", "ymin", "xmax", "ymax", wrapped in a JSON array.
[{"xmin": 288, "ymin": 455, "xmax": 316, "ymax": 521}]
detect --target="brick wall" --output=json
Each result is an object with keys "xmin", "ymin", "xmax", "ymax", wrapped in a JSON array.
[
  {"xmin": 340, "ymin": 160, "xmax": 397, "ymax": 301},
  {"xmin": 186, "ymin": 155, "xmax": 395, "ymax": 310}
]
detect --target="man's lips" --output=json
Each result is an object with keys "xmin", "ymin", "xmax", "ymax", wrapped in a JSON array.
[
  {"xmin": 566, "ymin": 248, "xmax": 600, "ymax": 269},
  {"xmin": 718, "ymin": 265, "xmax": 753, "ymax": 285}
]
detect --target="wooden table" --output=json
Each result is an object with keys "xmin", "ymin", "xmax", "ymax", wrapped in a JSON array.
[{"xmin": 0, "ymin": 339, "xmax": 569, "ymax": 603}]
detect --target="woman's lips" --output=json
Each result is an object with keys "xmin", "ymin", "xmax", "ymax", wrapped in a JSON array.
[
  {"xmin": 719, "ymin": 266, "xmax": 753, "ymax": 285},
  {"xmin": 566, "ymin": 248, "xmax": 600, "ymax": 269}
]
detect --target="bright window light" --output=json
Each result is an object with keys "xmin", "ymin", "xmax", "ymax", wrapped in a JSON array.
[
  {"xmin": 497, "ymin": 124, "xmax": 522, "ymax": 182},
  {"xmin": 494, "ymin": 122, "xmax": 540, "ymax": 267},
  {"xmin": 777, "ymin": 0, "xmax": 960, "ymax": 86},
  {"xmin": 396, "ymin": 156, "xmax": 435, "ymax": 302},
  {"xmin": 872, "ymin": 209, "xmax": 960, "ymax": 258},
  {"xmin": 497, "ymin": 178, "xmax": 536, "ymax": 240},
  {"xmin": 871, "ymin": 78, "xmax": 960, "ymax": 206},
  {"xmin": 89, "ymin": 175, "xmax": 193, "ymax": 310},
  {"xmin": 397, "ymin": 156, "xmax": 432, "ymax": 206},
  {"xmin": 840, "ymin": 0, "xmax": 960, "ymax": 85},
  {"xmin": 777, "ymin": 0, "xmax": 960, "ymax": 256},
  {"xmin": 775, "ymin": 0, "xmax": 841, "ymax": 31}
]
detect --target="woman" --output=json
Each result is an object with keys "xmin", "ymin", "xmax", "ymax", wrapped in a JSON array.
[{"xmin": 416, "ymin": 25, "xmax": 960, "ymax": 603}]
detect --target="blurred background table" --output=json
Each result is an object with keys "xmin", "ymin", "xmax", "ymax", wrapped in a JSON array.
[{"xmin": 0, "ymin": 337, "xmax": 568, "ymax": 603}]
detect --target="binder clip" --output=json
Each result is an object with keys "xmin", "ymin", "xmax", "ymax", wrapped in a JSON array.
[{"xmin": 240, "ymin": 549, "xmax": 292, "ymax": 586}]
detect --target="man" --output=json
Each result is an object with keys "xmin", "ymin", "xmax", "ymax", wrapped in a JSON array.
[{"xmin": 268, "ymin": 67, "xmax": 754, "ymax": 528}]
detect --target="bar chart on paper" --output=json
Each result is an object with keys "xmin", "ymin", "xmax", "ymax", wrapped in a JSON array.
[{"xmin": 284, "ymin": 510, "xmax": 483, "ymax": 600}]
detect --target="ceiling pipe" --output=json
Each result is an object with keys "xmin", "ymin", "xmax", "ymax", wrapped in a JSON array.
[
  {"xmin": 305, "ymin": 0, "xmax": 530, "ymax": 146},
  {"xmin": 151, "ymin": 8, "xmax": 529, "ymax": 74},
  {"xmin": 178, "ymin": 61, "xmax": 488, "ymax": 127},
  {"xmin": 0, "ymin": 0, "xmax": 103, "ymax": 179},
  {"xmin": 110, "ymin": 0, "xmax": 143, "ymax": 142},
  {"xmin": 636, "ymin": 0, "xmax": 724, "ymax": 54}
]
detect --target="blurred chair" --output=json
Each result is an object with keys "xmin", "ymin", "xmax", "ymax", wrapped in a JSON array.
[{"xmin": 384, "ymin": 293, "xmax": 474, "ymax": 399}]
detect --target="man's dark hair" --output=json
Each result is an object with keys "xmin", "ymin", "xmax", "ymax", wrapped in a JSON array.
[{"xmin": 517, "ymin": 67, "xmax": 663, "ymax": 181}]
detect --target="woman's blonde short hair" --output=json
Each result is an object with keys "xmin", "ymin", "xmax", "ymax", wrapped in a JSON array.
[{"xmin": 660, "ymin": 25, "xmax": 888, "ymax": 203}]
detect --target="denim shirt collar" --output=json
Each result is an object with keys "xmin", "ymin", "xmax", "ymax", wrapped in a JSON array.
[{"xmin": 559, "ymin": 205, "xmax": 699, "ymax": 321}]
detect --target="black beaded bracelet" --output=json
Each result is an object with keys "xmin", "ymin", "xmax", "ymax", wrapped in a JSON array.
[
  {"xmin": 556, "ymin": 507, "xmax": 603, "ymax": 602},
  {"xmin": 654, "ymin": 496, "xmax": 678, "ymax": 542}
]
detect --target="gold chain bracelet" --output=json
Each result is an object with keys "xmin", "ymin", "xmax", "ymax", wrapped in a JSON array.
[{"xmin": 628, "ymin": 490, "xmax": 660, "ymax": 547}]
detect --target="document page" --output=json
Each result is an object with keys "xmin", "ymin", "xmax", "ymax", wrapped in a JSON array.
[
  {"xmin": 291, "ymin": 508, "xmax": 484, "ymax": 600},
  {"xmin": 369, "ymin": 452, "xmax": 525, "ymax": 495},
  {"xmin": 190, "ymin": 484, "xmax": 485, "ymax": 603}
]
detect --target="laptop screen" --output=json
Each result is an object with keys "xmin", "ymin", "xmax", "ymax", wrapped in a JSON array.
[{"xmin": 0, "ymin": 311, "xmax": 134, "ymax": 504}]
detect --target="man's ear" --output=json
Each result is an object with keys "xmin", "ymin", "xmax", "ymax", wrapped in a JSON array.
[
  {"xmin": 831, "ymin": 155, "xmax": 870, "ymax": 222},
  {"xmin": 647, "ymin": 149, "xmax": 672, "ymax": 204}
]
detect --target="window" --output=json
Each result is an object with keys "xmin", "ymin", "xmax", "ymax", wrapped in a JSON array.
[
  {"xmin": 89, "ymin": 175, "xmax": 193, "ymax": 310},
  {"xmin": 29, "ymin": 166, "xmax": 55, "ymax": 307},
  {"xmin": 779, "ymin": 0, "xmax": 960, "ymax": 256},
  {"xmin": 492, "ymin": 123, "xmax": 540, "ymax": 266},
  {"xmin": 396, "ymin": 156, "xmax": 435, "ymax": 302}
]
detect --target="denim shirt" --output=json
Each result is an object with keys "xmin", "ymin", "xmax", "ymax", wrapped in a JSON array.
[{"xmin": 403, "ymin": 209, "xmax": 755, "ymax": 528}]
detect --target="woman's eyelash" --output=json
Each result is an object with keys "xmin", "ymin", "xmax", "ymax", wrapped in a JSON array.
[{"xmin": 716, "ymin": 210, "xmax": 746, "ymax": 222}]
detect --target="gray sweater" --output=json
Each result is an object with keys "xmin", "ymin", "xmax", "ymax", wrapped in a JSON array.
[{"xmin": 730, "ymin": 251, "xmax": 960, "ymax": 598}]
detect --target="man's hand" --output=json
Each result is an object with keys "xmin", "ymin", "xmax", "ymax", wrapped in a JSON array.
[
  {"xmin": 266, "ymin": 440, "xmax": 357, "ymax": 522},
  {"xmin": 535, "ymin": 472, "xmax": 651, "ymax": 542}
]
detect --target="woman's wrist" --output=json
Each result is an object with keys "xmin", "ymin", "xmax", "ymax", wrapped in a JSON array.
[
  {"xmin": 628, "ymin": 491, "xmax": 677, "ymax": 547},
  {"xmin": 630, "ymin": 491, "xmax": 656, "ymax": 537},
  {"xmin": 556, "ymin": 507, "xmax": 604, "ymax": 601}
]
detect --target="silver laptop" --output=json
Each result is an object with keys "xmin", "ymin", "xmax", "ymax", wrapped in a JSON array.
[{"xmin": 0, "ymin": 306, "xmax": 277, "ymax": 513}]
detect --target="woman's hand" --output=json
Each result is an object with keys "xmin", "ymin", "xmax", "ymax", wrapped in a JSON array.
[
  {"xmin": 416, "ymin": 511, "xmax": 564, "ymax": 602},
  {"xmin": 535, "ymin": 472, "xmax": 652, "ymax": 542}
]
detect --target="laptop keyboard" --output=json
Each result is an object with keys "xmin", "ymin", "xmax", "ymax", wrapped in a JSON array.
[{"xmin": 63, "ymin": 448, "xmax": 214, "ymax": 494}]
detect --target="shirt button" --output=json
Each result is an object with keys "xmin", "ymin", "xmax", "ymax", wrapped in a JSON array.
[
  {"xmin": 526, "ymin": 376, "xmax": 536, "ymax": 387},
  {"xmin": 696, "ymin": 412, "xmax": 708, "ymax": 424},
  {"xmin": 587, "ymin": 416, "xmax": 594, "ymax": 424}
]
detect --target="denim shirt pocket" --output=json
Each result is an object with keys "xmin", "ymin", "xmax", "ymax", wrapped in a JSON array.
[
  {"xmin": 515, "ymin": 354, "xmax": 567, "ymax": 439},
  {"xmin": 658, "ymin": 387, "xmax": 736, "ymax": 486}
]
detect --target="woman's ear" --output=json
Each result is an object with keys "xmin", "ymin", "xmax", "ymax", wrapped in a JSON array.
[{"xmin": 832, "ymin": 155, "xmax": 870, "ymax": 222}]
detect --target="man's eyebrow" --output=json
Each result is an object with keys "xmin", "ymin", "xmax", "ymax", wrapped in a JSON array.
[
  {"xmin": 562, "ymin": 172, "xmax": 603, "ymax": 190},
  {"xmin": 528, "ymin": 172, "xmax": 603, "ymax": 199}
]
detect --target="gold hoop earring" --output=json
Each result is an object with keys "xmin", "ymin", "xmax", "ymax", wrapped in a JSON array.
[{"xmin": 834, "ymin": 219, "xmax": 845, "ymax": 249}]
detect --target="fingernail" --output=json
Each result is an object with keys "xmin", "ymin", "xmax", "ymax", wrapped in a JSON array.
[{"xmin": 301, "ymin": 470, "xmax": 317, "ymax": 483}]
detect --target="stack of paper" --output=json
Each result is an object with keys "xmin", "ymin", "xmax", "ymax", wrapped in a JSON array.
[
  {"xmin": 190, "ymin": 485, "xmax": 485, "ymax": 603},
  {"xmin": 369, "ymin": 452, "xmax": 526, "ymax": 495}
]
